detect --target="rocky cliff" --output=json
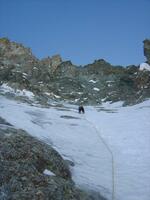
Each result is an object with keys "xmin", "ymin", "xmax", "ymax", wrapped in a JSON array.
[{"xmin": 0, "ymin": 37, "xmax": 150, "ymax": 105}]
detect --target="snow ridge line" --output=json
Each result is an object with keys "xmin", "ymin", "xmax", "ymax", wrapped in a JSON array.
[{"xmin": 84, "ymin": 116, "xmax": 115, "ymax": 200}]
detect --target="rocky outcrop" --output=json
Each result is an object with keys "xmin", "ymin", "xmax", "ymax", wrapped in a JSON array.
[
  {"xmin": 0, "ymin": 38, "xmax": 38, "ymax": 65},
  {"xmin": 0, "ymin": 117, "xmax": 106, "ymax": 200},
  {"xmin": 143, "ymin": 39, "xmax": 150, "ymax": 64},
  {"xmin": 40, "ymin": 54, "xmax": 62, "ymax": 72}
]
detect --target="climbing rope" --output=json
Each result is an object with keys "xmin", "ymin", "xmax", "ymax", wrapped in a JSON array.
[{"xmin": 83, "ymin": 114, "xmax": 115, "ymax": 200}]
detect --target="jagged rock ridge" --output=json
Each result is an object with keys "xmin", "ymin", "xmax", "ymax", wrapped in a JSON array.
[{"xmin": 0, "ymin": 37, "xmax": 150, "ymax": 105}]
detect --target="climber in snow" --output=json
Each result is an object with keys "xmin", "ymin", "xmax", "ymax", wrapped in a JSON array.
[{"xmin": 78, "ymin": 105, "xmax": 85, "ymax": 114}]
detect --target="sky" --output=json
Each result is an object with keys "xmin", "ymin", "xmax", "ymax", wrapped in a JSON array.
[{"xmin": 0, "ymin": 0, "xmax": 150, "ymax": 66}]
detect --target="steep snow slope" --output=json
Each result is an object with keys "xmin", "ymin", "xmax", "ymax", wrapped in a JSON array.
[
  {"xmin": 0, "ymin": 96, "xmax": 150, "ymax": 200},
  {"xmin": 86, "ymin": 101, "xmax": 150, "ymax": 200}
]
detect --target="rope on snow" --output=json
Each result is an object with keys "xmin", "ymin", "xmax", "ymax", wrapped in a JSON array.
[{"xmin": 84, "ymin": 116, "xmax": 115, "ymax": 200}]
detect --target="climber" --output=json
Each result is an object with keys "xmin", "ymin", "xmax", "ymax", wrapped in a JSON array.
[{"xmin": 78, "ymin": 105, "xmax": 85, "ymax": 114}]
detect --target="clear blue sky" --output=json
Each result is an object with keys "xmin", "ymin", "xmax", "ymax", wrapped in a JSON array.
[{"xmin": 0, "ymin": 0, "xmax": 150, "ymax": 66}]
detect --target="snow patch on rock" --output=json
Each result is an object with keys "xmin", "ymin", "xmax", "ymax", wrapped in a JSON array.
[
  {"xmin": 43, "ymin": 169, "xmax": 55, "ymax": 176},
  {"xmin": 93, "ymin": 87, "xmax": 100, "ymax": 91},
  {"xmin": 139, "ymin": 63, "xmax": 150, "ymax": 71},
  {"xmin": 89, "ymin": 80, "xmax": 97, "ymax": 84}
]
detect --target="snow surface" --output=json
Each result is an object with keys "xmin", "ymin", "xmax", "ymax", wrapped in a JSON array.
[
  {"xmin": 139, "ymin": 63, "xmax": 150, "ymax": 71},
  {"xmin": 0, "ymin": 96, "xmax": 150, "ymax": 200}
]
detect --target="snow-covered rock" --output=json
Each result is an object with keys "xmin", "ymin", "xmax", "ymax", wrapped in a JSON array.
[{"xmin": 139, "ymin": 63, "xmax": 150, "ymax": 71}]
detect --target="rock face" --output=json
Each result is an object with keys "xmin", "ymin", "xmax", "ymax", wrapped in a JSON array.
[
  {"xmin": 41, "ymin": 55, "xmax": 62, "ymax": 71},
  {"xmin": 143, "ymin": 39, "xmax": 150, "ymax": 64},
  {"xmin": 0, "ymin": 37, "xmax": 150, "ymax": 105},
  {"xmin": 0, "ymin": 117, "xmax": 106, "ymax": 200}
]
